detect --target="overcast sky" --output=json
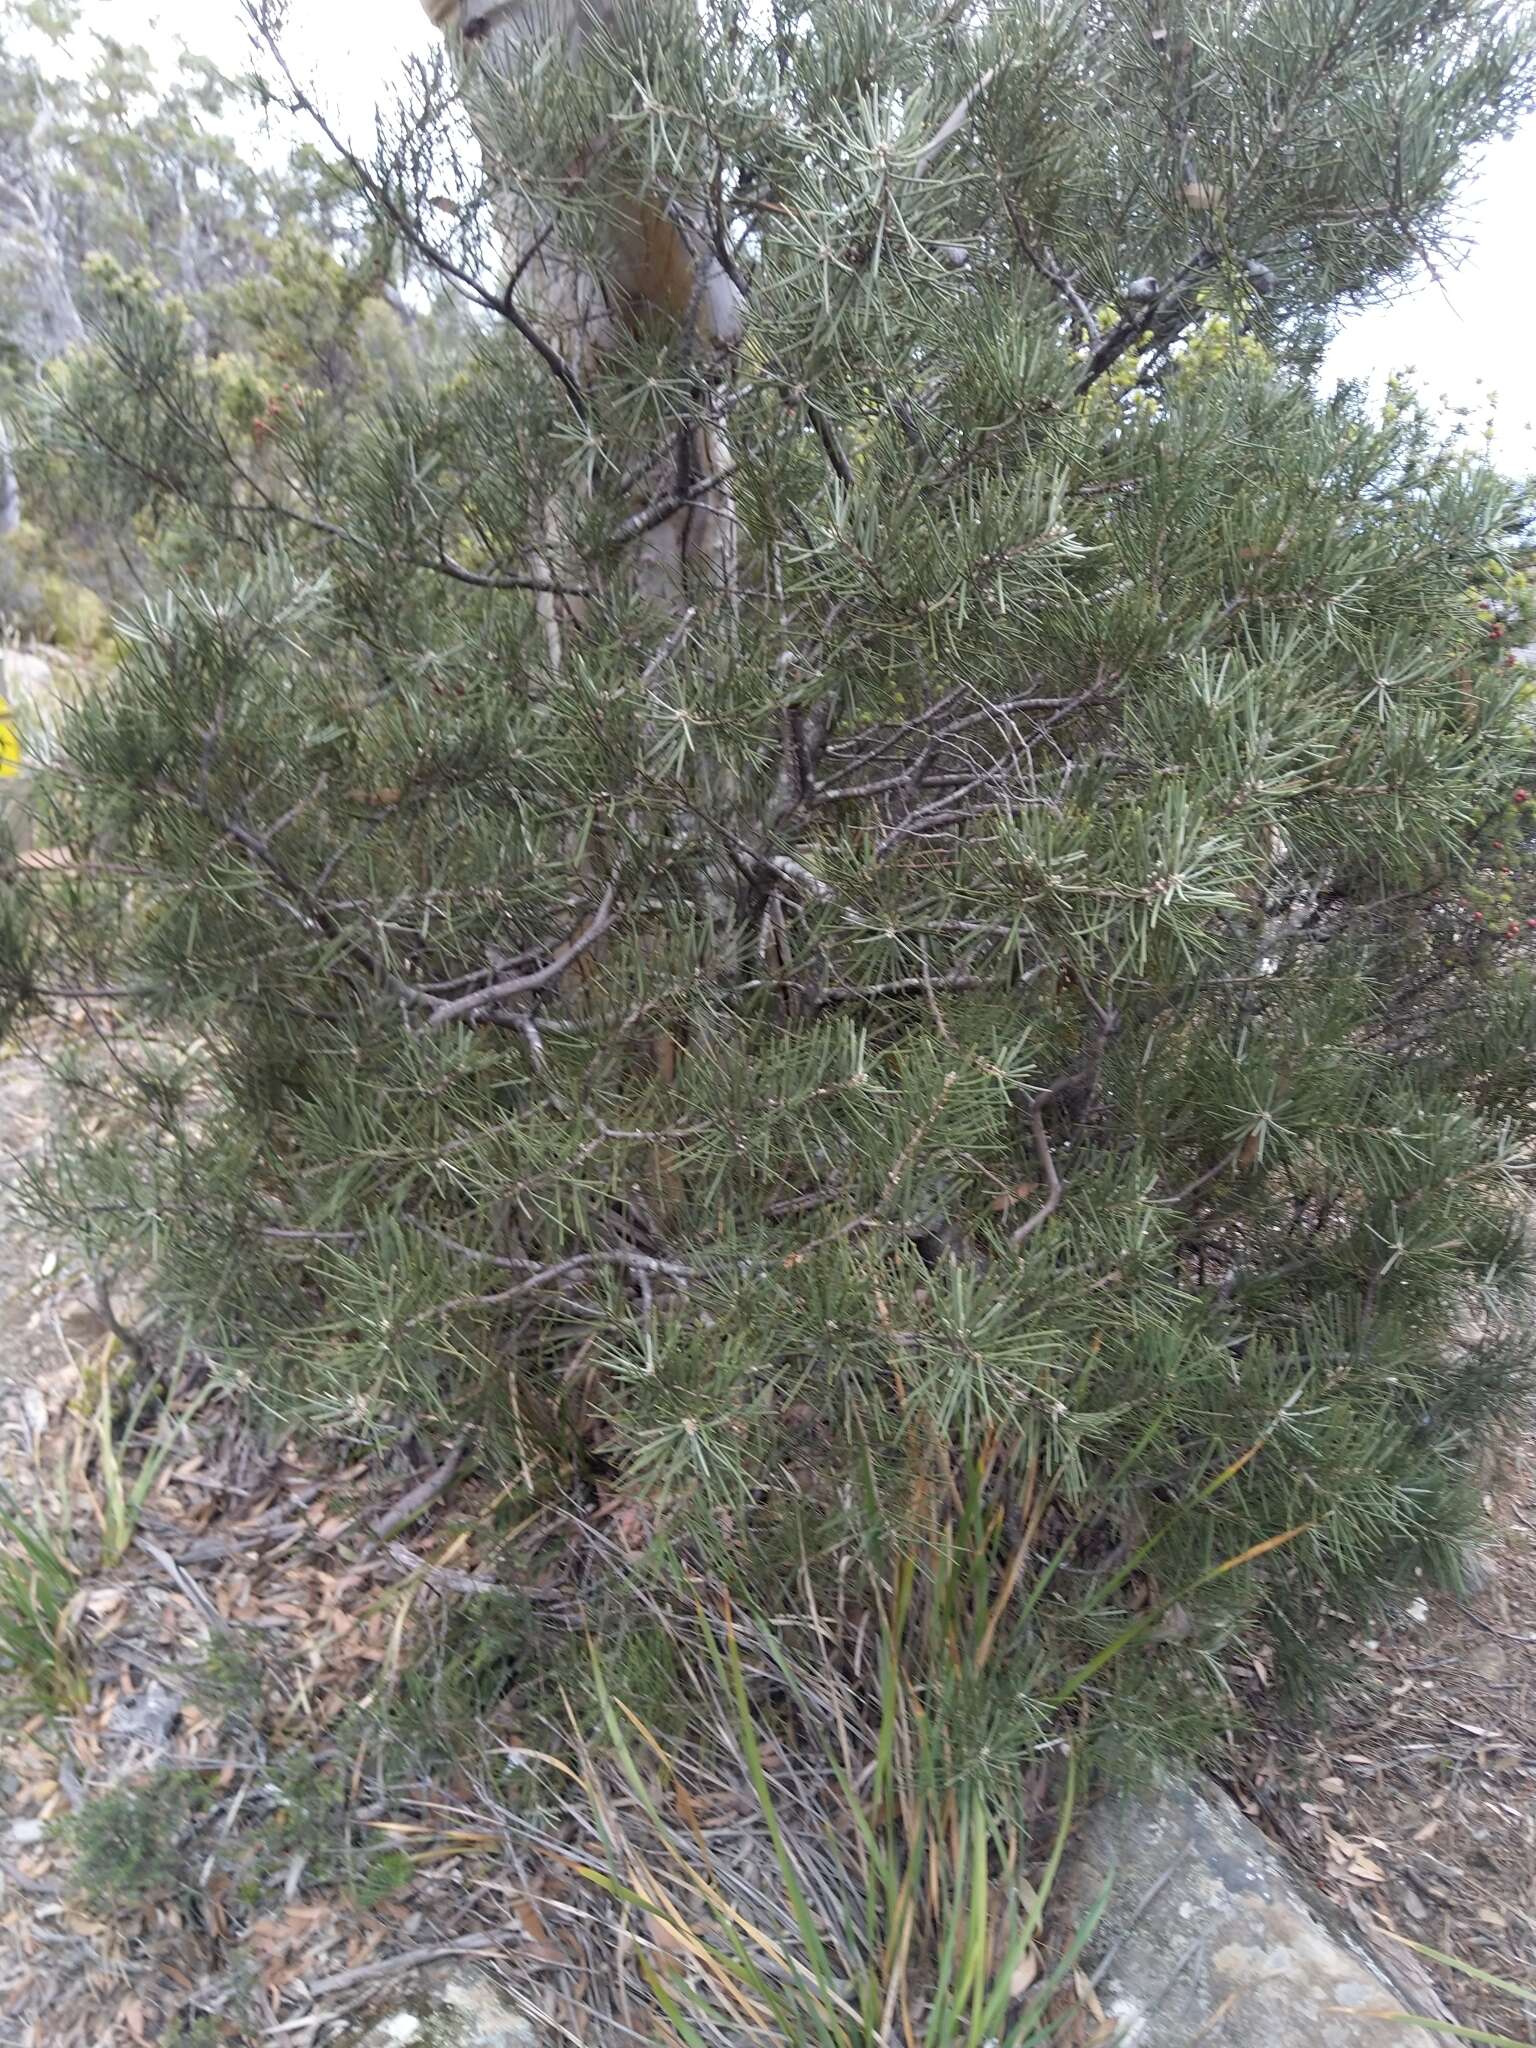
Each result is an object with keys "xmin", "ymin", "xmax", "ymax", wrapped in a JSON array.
[{"xmin": 107, "ymin": 0, "xmax": 1536, "ymax": 479}]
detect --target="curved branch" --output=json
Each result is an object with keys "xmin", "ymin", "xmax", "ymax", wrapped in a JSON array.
[{"xmin": 423, "ymin": 879, "xmax": 619, "ymax": 1029}]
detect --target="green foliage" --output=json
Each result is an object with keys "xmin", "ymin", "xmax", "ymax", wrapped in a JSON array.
[
  {"xmin": 64, "ymin": 1747, "xmax": 411, "ymax": 1916},
  {"xmin": 0, "ymin": 0, "xmax": 432, "ymax": 623},
  {"xmin": 226, "ymin": 1750, "xmax": 422, "ymax": 1906},
  {"xmin": 255, "ymin": 1754, "xmax": 359, "ymax": 1890},
  {"xmin": 0, "ymin": 524, "xmax": 110, "ymax": 648},
  {"xmin": 65, "ymin": 1772, "xmax": 201, "ymax": 1907},
  {"xmin": 9, "ymin": 0, "xmax": 1536, "ymax": 1785},
  {"xmin": 0, "ymin": 1480, "xmax": 85, "ymax": 1718},
  {"xmin": 187, "ymin": 1635, "xmax": 267, "ymax": 1727},
  {"xmin": 354, "ymin": 1846, "xmax": 415, "ymax": 1907},
  {"xmin": 160, "ymin": 2024, "xmax": 227, "ymax": 2048},
  {"xmin": 374, "ymin": 1588, "xmax": 537, "ymax": 1774},
  {"xmin": 0, "ymin": 2, "xmax": 354, "ymax": 369},
  {"xmin": 80, "ymin": 1339, "xmax": 220, "ymax": 1569},
  {"xmin": 496, "ymin": 1531, "xmax": 1106, "ymax": 2048}
]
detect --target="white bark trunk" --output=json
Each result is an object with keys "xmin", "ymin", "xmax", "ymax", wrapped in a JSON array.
[
  {"xmin": 0, "ymin": 417, "xmax": 19, "ymax": 538},
  {"xmin": 422, "ymin": 0, "xmax": 743, "ymax": 641}
]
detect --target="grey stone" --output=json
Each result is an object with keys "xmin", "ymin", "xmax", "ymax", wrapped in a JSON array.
[
  {"xmin": 107, "ymin": 1677, "xmax": 182, "ymax": 1755},
  {"xmin": 345, "ymin": 1966, "xmax": 540, "ymax": 2048},
  {"xmin": 0, "ymin": 648, "xmax": 54, "ymax": 703},
  {"xmin": 1055, "ymin": 1779, "xmax": 1448, "ymax": 2046}
]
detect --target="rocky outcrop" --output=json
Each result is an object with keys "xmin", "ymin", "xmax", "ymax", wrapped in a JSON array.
[{"xmin": 1056, "ymin": 1778, "xmax": 1450, "ymax": 2046}]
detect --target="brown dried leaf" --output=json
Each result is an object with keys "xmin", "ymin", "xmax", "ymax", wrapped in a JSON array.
[{"xmin": 1010, "ymin": 1946, "xmax": 1041, "ymax": 1998}]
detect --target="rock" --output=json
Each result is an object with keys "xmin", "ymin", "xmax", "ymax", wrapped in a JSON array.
[
  {"xmin": 106, "ymin": 1678, "xmax": 182, "ymax": 1756},
  {"xmin": 1456, "ymin": 1541, "xmax": 1498, "ymax": 1596},
  {"xmin": 345, "ymin": 1965, "xmax": 539, "ymax": 2048},
  {"xmin": 1055, "ymin": 1779, "xmax": 1448, "ymax": 2047},
  {"xmin": 0, "ymin": 647, "xmax": 55, "ymax": 704}
]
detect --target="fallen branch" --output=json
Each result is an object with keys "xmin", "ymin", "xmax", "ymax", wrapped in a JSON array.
[
  {"xmin": 305, "ymin": 1933, "xmax": 505, "ymax": 1998},
  {"xmin": 383, "ymin": 1541, "xmax": 503, "ymax": 1597},
  {"xmin": 366, "ymin": 1437, "xmax": 469, "ymax": 1542}
]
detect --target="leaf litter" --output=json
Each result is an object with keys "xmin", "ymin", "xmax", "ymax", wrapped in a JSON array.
[{"xmin": 0, "ymin": 1038, "xmax": 546, "ymax": 2046}]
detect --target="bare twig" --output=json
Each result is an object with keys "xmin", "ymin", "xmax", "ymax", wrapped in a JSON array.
[
  {"xmin": 251, "ymin": 20, "xmax": 588, "ymax": 420},
  {"xmin": 416, "ymin": 1247, "xmax": 693, "ymax": 1324},
  {"xmin": 999, "ymin": 186, "xmax": 1102, "ymax": 348},
  {"xmin": 424, "ymin": 880, "xmax": 618, "ymax": 1029},
  {"xmin": 1010, "ymin": 1102, "xmax": 1064, "ymax": 1245},
  {"xmin": 610, "ymin": 469, "xmax": 736, "ymax": 548},
  {"xmin": 808, "ymin": 402, "xmax": 855, "ymax": 488},
  {"xmin": 1152, "ymin": 1134, "xmax": 1255, "ymax": 1208},
  {"xmin": 366, "ymin": 1437, "xmax": 469, "ymax": 1542},
  {"xmin": 911, "ymin": 65, "xmax": 1001, "ymax": 180},
  {"xmin": 434, "ymin": 548, "xmax": 594, "ymax": 598},
  {"xmin": 135, "ymin": 1534, "xmax": 223, "ymax": 1626},
  {"xmin": 93, "ymin": 1271, "xmax": 153, "ymax": 1367},
  {"xmin": 383, "ymin": 1540, "xmax": 504, "ymax": 1596},
  {"xmin": 638, "ymin": 609, "xmax": 696, "ymax": 687}
]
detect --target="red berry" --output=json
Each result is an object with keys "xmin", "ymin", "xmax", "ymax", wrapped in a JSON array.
[
  {"xmin": 1491, "ymin": 625, "xmax": 1506, "ymax": 639},
  {"xmin": 1516, "ymin": 790, "xmax": 1530, "ymax": 805},
  {"xmin": 1473, "ymin": 910, "xmax": 1485, "ymax": 920},
  {"xmin": 1508, "ymin": 921, "xmax": 1520, "ymax": 937}
]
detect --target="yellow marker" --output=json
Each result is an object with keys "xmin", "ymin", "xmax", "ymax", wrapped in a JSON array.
[{"xmin": 0, "ymin": 697, "xmax": 20, "ymax": 777}]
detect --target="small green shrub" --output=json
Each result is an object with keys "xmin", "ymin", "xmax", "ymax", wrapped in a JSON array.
[
  {"xmin": 247, "ymin": 1753, "xmax": 412, "ymax": 1904},
  {"xmin": 255, "ymin": 1754, "xmax": 356, "ymax": 1889},
  {"xmin": 372, "ymin": 1589, "xmax": 535, "ymax": 1774},
  {"xmin": 160, "ymin": 2022, "xmax": 226, "ymax": 2048},
  {"xmin": 354, "ymin": 1846, "xmax": 414, "ymax": 1907},
  {"xmin": 187, "ymin": 1635, "xmax": 266, "ymax": 1726},
  {"xmin": 66, "ymin": 1772, "xmax": 200, "ymax": 1906}
]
